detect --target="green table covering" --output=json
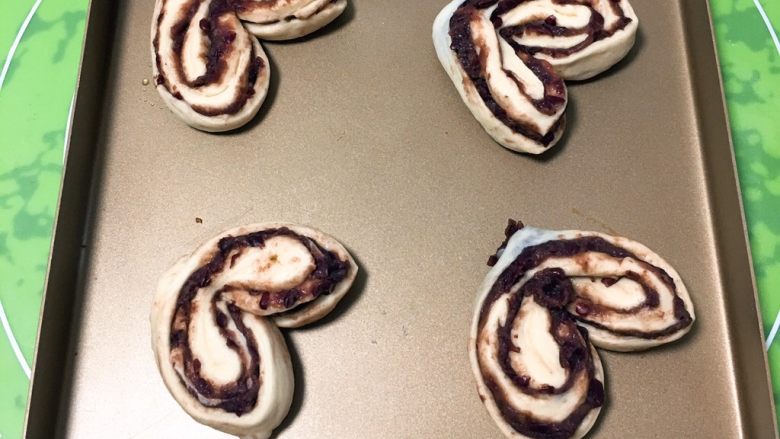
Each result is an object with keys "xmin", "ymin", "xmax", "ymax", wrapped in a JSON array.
[
  {"xmin": 1, "ymin": 1, "xmax": 88, "ymax": 438},
  {"xmin": 0, "ymin": 1, "xmax": 778, "ymax": 437}
]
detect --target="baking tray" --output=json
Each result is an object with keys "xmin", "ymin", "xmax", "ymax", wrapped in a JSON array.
[{"xmin": 24, "ymin": 0, "xmax": 777, "ymax": 437}]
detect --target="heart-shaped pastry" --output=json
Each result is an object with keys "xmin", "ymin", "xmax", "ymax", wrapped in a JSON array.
[
  {"xmin": 151, "ymin": 0, "xmax": 347, "ymax": 131},
  {"xmin": 151, "ymin": 223, "xmax": 357, "ymax": 438},
  {"xmin": 472, "ymin": 220, "xmax": 694, "ymax": 438},
  {"xmin": 433, "ymin": 0, "xmax": 638, "ymax": 153}
]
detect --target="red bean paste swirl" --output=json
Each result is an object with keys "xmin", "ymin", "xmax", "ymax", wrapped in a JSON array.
[
  {"xmin": 485, "ymin": 220, "xmax": 693, "ymax": 339},
  {"xmin": 153, "ymin": 0, "xmax": 265, "ymax": 116},
  {"xmin": 169, "ymin": 227, "xmax": 349, "ymax": 415},
  {"xmin": 487, "ymin": 268, "xmax": 604, "ymax": 439},
  {"xmin": 478, "ymin": 220, "xmax": 693, "ymax": 437},
  {"xmin": 448, "ymin": 0, "xmax": 633, "ymax": 146}
]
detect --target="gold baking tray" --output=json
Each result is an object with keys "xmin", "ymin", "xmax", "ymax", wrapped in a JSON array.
[{"xmin": 25, "ymin": 0, "xmax": 776, "ymax": 437}]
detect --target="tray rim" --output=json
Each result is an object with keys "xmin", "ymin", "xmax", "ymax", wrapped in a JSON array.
[{"xmin": 679, "ymin": 0, "xmax": 777, "ymax": 436}]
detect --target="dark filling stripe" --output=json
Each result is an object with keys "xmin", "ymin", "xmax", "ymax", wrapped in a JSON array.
[
  {"xmin": 169, "ymin": 227, "xmax": 349, "ymax": 415},
  {"xmin": 481, "ymin": 227, "xmax": 692, "ymax": 340},
  {"xmin": 153, "ymin": 0, "xmax": 265, "ymax": 116},
  {"xmin": 478, "ymin": 221, "xmax": 690, "ymax": 437},
  {"xmin": 484, "ymin": 268, "xmax": 604, "ymax": 439},
  {"xmin": 496, "ymin": 0, "xmax": 632, "ymax": 58},
  {"xmin": 573, "ymin": 294, "xmax": 691, "ymax": 339},
  {"xmin": 448, "ymin": 0, "xmax": 633, "ymax": 146},
  {"xmin": 180, "ymin": 299, "xmax": 261, "ymax": 415},
  {"xmin": 449, "ymin": 3, "xmax": 565, "ymax": 146},
  {"xmin": 235, "ymin": 0, "xmax": 341, "ymax": 25}
]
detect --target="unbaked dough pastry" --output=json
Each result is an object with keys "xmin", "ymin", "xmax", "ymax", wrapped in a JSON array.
[
  {"xmin": 151, "ymin": 0, "xmax": 347, "ymax": 131},
  {"xmin": 152, "ymin": 0, "xmax": 270, "ymax": 132},
  {"xmin": 472, "ymin": 220, "xmax": 694, "ymax": 438},
  {"xmin": 151, "ymin": 223, "xmax": 357, "ymax": 438},
  {"xmin": 433, "ymin": 0, "xmax": 638, "ymax": 153}
]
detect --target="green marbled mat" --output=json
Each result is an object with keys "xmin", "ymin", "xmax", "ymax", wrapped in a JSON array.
[
  {"xmin": 713, "ymin": 0, "xmax": 780, "ymax": 420},
  {"xmin": 0, "ymin": 1, "xmax": 777, "ymax": 438},
  {"xmin": 1, "ymin": 0, "xmax": 88, "ymax": 438}
]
